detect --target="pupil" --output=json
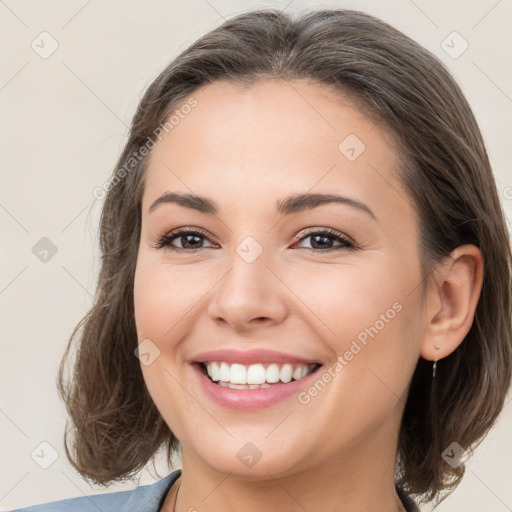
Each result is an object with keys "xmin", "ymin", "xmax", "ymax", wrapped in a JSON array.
[
  {"xmin": 183, "ymin": 235, "xmax": 201, "ymax": 248},
  {"xmin": 312, "ymin": 235, "xmax": 331, "ymax": 249}
]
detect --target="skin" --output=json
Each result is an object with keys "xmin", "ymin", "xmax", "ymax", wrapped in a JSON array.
[{"xmin": 133, "ymin": 79, "xmax": 483, "ymax": 512}]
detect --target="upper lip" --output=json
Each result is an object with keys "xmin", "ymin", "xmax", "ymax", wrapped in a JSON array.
[{"xmin": 191, "ymin": 348, "xmax": 322, "ymax": 366}]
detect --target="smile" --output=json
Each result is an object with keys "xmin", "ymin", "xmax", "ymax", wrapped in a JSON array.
[{"xmin": 201, "ymin": 361, "xmax": 321, "ymax": 389}]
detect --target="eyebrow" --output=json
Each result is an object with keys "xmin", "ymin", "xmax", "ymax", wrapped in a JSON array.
[{"xmin": 148, "ymin": 191, "xmax": 376, "ymax": 220}]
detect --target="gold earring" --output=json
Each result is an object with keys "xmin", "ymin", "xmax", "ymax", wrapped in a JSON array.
[{"xmin": 433, "ymin": 345, "xmax": 440, "ymax": 378}]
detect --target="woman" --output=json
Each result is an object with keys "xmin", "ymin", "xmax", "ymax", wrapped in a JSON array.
[{"xmin": 10, "ymin": 7, "xmax": 511, "ymax": 512}]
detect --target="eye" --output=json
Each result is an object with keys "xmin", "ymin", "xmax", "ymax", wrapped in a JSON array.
[
  {"xmin": 154, "ymin": 228, "xmax": 216, "ymax": 253},
  {"xmin": 154, "ymin": 227, "xmax": 356, "ymax": 253},
  {"xmin": 293, "ymin": 228, "xmax": 356, "ymax": 252}
]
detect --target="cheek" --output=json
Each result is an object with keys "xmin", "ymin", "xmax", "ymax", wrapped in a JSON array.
[
  {"xmin": 133, "ymin": 260, "xmax": 209, "ymax": 342},
  {"xmin": 284, "ymin": 257, "xmax": 422, "ymax": 399},
  {"xmin": 133, "ymin": 261, "xmax": 205, "ymax": 436},
  {"xmin": 283, "ymin": 256, "xmax": 414, "ymax": 349}
]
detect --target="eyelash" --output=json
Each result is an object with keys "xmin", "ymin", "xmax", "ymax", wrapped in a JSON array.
[{"xmin": 153, "ymin": 227, "xmax": 356, "ymax": 253}]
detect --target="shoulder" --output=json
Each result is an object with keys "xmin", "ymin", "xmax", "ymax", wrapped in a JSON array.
[{"xmin": 6, "ymin": 469, "xmax": 182, "ymax": 512}]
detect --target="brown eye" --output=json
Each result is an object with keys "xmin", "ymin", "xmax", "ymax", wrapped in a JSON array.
[
  {"xmin": 294, "ymin": 228, "xmax": 355, "ymax": 252},
  {"xmin": 155, "ymin": 228, "xmax": 215, "ymax": 253}
]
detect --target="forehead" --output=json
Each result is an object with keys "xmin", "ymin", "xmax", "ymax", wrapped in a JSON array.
[{"xmin": 142, "ymin": 79, "xmax": 404, "ymax": 217}]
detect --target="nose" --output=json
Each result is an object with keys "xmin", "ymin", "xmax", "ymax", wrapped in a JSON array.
[{"xmin": 207, "ymin": 244, "xmax": 289, "ymax": 333}]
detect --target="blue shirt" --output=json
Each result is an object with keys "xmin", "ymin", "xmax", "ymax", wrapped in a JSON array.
[
  {"xmin": 6, "ymin": 469, "xmax": 181, "ymax": 512},
  {"xmin": 7, "ymin": 469, "xmax": 419, "ymax": 511}
]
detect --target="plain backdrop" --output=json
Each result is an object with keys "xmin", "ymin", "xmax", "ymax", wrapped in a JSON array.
[{"xmin": 1, "ymin": 0, "xmax": 511, "ymax": 510}]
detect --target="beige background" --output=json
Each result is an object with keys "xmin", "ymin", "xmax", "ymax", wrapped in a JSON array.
[{"xmin": 1, "ymin": 0, "xmax": 511, "ymax": 510}]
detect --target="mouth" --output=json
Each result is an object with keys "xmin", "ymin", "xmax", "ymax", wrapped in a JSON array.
[{"xmin": 196, "ymin": 361, "xmax": 323, "ymax": 390}]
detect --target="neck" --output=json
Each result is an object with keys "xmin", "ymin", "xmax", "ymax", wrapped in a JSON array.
[{"xmin": 166, "ymin": 417, "xmax": 406, "ymax": 512}]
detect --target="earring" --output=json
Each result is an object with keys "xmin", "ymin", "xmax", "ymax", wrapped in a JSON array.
[{"xmin": 433, "ymin": 345, "xmax": 440, "ymax": 378}]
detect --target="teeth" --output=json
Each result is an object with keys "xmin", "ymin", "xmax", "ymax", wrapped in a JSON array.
[
  {"xmin": 230, "ymin": 363, "xmax": 246, "ymax": 384},
  {"xmin": 219, "ymin": 362, "xmax": 230, "ymax": 382},
  {"xmin": 247, "ymin": 363, "xmax": 266, "ymax": 384},
  {"xmin": 218, "ymin": 382, "xmax": 273, "ymax": 389},
  {"xmin": 204, "ymin": 361, "xmax": 318, "ymax": 385},
  {"xmin": 280, "ymin": 363, "xmax": 293, "ymax": 383},
  {"xmin": 266, "ymin": 363, "xmax": 280, "ymax": 383}
]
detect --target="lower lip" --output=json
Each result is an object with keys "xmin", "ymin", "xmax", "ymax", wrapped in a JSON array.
[{"xmin": 191, "ymin": 363, "xmax": 322, "ymax": 410}]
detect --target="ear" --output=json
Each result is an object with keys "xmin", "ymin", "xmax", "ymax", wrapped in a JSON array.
[{"xmin": 420, "ymin": 244, "xmax": 484, "ymax": 362}]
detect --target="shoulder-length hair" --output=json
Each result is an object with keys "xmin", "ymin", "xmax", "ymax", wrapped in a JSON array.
[{"xmin": 57, "ymin": 8, "xmax": 512, "ymax": 505}]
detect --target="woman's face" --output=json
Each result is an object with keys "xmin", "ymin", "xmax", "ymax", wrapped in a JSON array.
[{"xmin": 134, "ymin": 79, "xmax": 427, "ymax": 478}]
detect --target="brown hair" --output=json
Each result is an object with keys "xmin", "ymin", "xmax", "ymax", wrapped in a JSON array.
[{"xmin": 57, "ymin": 8, "xmax": 512, "ymax": 505}]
